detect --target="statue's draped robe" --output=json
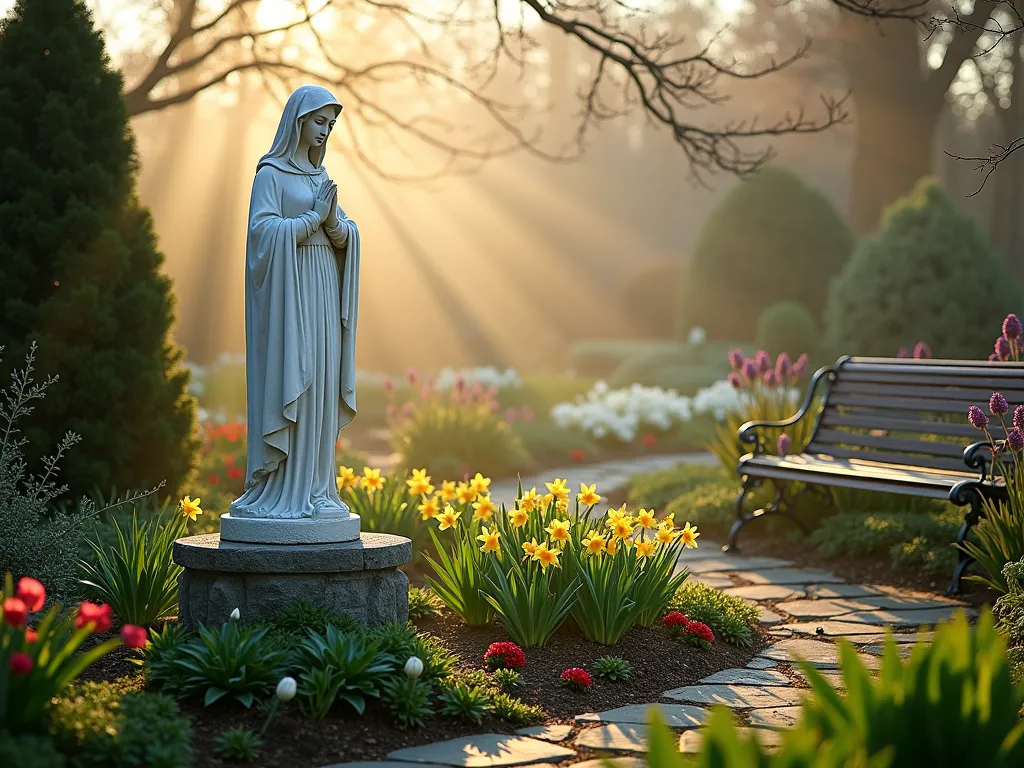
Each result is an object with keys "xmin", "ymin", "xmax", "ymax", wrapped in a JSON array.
[{"xmin": 231, "ymin": 85, "xmax": 360, "ymax": 520}]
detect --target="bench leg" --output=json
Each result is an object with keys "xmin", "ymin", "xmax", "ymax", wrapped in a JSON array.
[
  {"xmin": 722, "ymin": 476, "xmax": 758, "ymax": 554},
  {"xmin": 948, "ymin": 495, "xmax": 982, "ymax": 596}
]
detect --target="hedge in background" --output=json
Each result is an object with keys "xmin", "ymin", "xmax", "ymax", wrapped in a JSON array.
[
  {"xmin": 756, "ymin": 300, "xmax": 821, "ymax": 362},
  {"xmin": 825, "ymin": 177, "xmax": 1024, "ymax": 359},
  {"xmin": 676, "ymin": 165, "xmax": 853, "ymax": 341},
  {"xmin": 0, "ymin": 0, "xmax": 198, "ymax": 498}
]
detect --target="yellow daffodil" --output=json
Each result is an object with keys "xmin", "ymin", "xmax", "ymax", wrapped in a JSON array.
[
  {"xmin": 456, "ymin": 482, "xmax": 477, "ymax": 504},
  {"xmin": 472, "ymin": 495, "xmax": 497, "ymax": 522},
  {"xmin": 407, "ymin": 468, "xmax": 434, "ymax": 497},
  {"xmin": 477, "ymin": 525, "xmax": 501, "ymax": 553},
  {"xmin": 577, "ymin": 483, "xmax": 601, "ymax": 507},
  {"xmin": 336, "ymin": 465, "xmax": 358, "ymax": 491},
  {"xmin": 545, "ymin": 478, "xmax": 569, "ymax": 504},
  {"xmin": 440, "ymin": 480, "xmax": 458, "ymax": 503},
  {"xmin": 556, "ymin": 497, "xmax": 569, "ymax": 513},
  {"xmin": 469, "ymin": 472, "xmax": 491, "ymax": 495},
  {"xmin": 545, "ymin": 518, "xmax": 571, "ymax": 543},
  {"xmin": 659, "ymin": 512, "xmax": 676, "ymax": 531},
  {"xmin": 522, "ymin": 538, "xmax": 541, "ymax": 559},
  {"xmin": 437, "ymin": 504, "xmax": 462, "ymax": 531},
  {"xmin": 636, "ymin": 508, "xmax": 658, "ymax": 529},
  {"xmin": 532, "ymin": 542, "xmax": 561, "ymax": 570},
  {"xmin": 540, "ymin": 492, "xmax": 554, "ymax": 510},
  {"xmin": 606, "ymin": 537, "xmax": 619, "ymax": 556},
  {"xmin": 605, "ymin": 504, "xmax": 629, "ymax": 527},
  {"xmin": 361, "ymin": 467, "xmax": 384, "ymax": 493},
  {"xmin": 582, "ymin": 530, "xmax": 607, "ymax": 555},
  {"xmin": 418, "ymin": 496, "xmax": 441, "ymax": 521},
  {"xmin": 657, "ymin": 526, "xmax": 677, "ymax": 545},
  {"xmin": 610, "ymin": 516, "xmax": 635, "ymax": 539},
  {"xmin": 519, "ymin": 487, "xmax": 539, "ymax": 512},
  {"xmin": 180, "ymin": 496, "xmax": 203, "ymax": 521},
  {"xmin": 679, "ymin": 522, "xmax": 700, "ymax": 549},
  {"xmin": 508, "ymin": 506, "xmax": 529, "ymax": 528},
  {"xmin": 636, "ymin": 540, "xmax": 657, "ymax": 558}
]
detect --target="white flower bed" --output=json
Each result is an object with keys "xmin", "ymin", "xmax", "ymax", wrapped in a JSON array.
[
  {"xmin": 552, "ymin": 378, "xmax": 802, "ymax": 441},
  {"xmin": 433, "ymin": 366, "xmax": 522, "ymax": 391}
]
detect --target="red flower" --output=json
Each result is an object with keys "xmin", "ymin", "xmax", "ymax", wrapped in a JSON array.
[
  {"xmin": 120, "ymin": 624, "xmax": 149, "ymax": 648},
  {"xmin": 223, "ymin": 454, "xmax": 235, "ymax": 466},
  {"xmin": 570, "ymin": 448, "xmax": 585, "ymax": 462},
  {"xmin": 9, "ymin": 652, "xmax": 32, "ymax": 676},
  {"xmin": 642, "ymin": 433, "xmax": 657, "ymax": 447},
  {"xmin": 483, "ymin": 641, "xmax": 527, "ymax": 670},
  {"xmin": 75, "ymin": 602, "xmax": 113, "ymax": 633},
  {"xmin": 208, "ymin": 473, "xmax": 221, "ymax": 485},
  {"xmin": 560, "ymin": 667, "xmax": 592, "ymax": 690},
  {"xmin": 662, "ymin": 611, "xmax": 690, "ymax": 635},
  {"xmin": 2, "ymin": 597, "xmax": 28, "ymax": 627},
  {"xmin": 16, "ymin": 577, "xmax": 46, "ymax": 611},
  {"xmin": 228, "ymin": 466, "xmax": 243, "ymax": 480},
  {"xmin": 25, "ymin": 628, "xmax": 38, "ymax": 643},
  {"xmin": 686, "ymin": 621, "xmax": 715, "ymax": 645}
]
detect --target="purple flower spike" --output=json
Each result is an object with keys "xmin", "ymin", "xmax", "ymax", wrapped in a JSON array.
[
  {"xmin": 775, "ymin": 352, "xmax": 792, "ymax": 377},
  {"xmin": 777, "ymin": 433, "xmax": 791, "ymax": 458},
  {"xmin": 969, "ymin": 405, "xmax": 990, "ymax": 430},
  {"xmin": 728, "ymin": 348, "xmax": 745, "ymax": 371},
  {"xmin": 1004, "ymin": 314, "xmax": 1023, "ymax": 341},
  {"xmin": 742, "ymin": 359, "xmax": 758, "ymax": 381},
  {"xmin": 793, "ymin": 354, "xmax": 808, "ymax": 376},
  {"xmin": 995, "ymin": 336, "xmax": 1012, "ymax": 361},
  {"xmin": 913, "ymin": 342, "xmax": 931, "ymax": 359},
  {"xmin": 754, "ymin": 350, "xmax": 771, "ymax": 373},
  {"xmin": 897, "ymin": 347, "xmax": 910, "ymax": 359},
  {"xmin": 1014, "ymin": 405, "xmax": 1024, "ymax": 430},
  {"xmin": 990, "ymin": 353, "xmax": 1000, "ymax": 361},
  {"xmin": 1008, "ymin": 429, "xmax": 1024, "ymax": 452},
  {"xmin": 727, "ymin": 372, "xmax": 743, "ymax": 390},
  {"xmin": 764, "ymin": 369, "xmax": 779, "ymax": 387},
  {"xmin": 991, "ymin": 392, "xmax": 1010, "ymax": 416}
]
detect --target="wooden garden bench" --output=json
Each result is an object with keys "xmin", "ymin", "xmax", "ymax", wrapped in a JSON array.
[{"xmin": 724, "ymin": 356, "xmax": 1020, "ymax": 595}]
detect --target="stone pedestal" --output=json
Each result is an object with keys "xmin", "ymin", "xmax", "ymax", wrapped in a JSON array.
[{"xmin": 173, "ymin": 532, "xmax": 411, "ymax": 628}]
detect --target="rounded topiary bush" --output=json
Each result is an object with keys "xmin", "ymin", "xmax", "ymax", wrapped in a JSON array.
[
  {"xmin": 825, "ymin": 177, "xmax": 1024, "ymax": 359},
  {"xmin": 756, "ymin": 301, "xmax": 820, "ymax": 361},
  {"xmin": 676, "ymin": 165, "xmax": 854, "ymax": 341},
  {"xmin": 622, "ymin": 261, "xmax": 685, "ymax": 338}
]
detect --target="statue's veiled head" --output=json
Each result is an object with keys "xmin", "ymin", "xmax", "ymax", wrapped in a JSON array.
[{"xmin": 258, "ymin": 84, "xmax": 343, "ymax": 174}]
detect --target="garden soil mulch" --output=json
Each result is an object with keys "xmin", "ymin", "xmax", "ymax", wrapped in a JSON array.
[{"xmin": 78, "ymin": 609, "xmax": 765, "ymax": 768}]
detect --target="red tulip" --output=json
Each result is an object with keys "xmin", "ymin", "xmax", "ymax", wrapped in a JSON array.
[
  {"xmin": 25, "ymin": 628, "xmax": 38, "ymax": 643},
  {"xmin": 75, "ymin": 602, "xmax": 113, "ymax": 634},
  {"xmin": 2, "ymin": 597, "xmax": 28, "ymax": 627},
  {"xmin": 15, "ymin": 577, "xmax": 45, "ymax": 611},
  {"xmin": 9, "ymin": 652, "xmax": 32, "ymax": 676},
  {"xmin": 120, "ymin": 624, "xmax": 149, "ymax": 648},
  {"xmin": 642, "ymin": 434, "xmax": 657, "ymax": 447}
]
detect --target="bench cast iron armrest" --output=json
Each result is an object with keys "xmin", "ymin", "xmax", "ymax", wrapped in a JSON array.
[
  {"xmin": 964, "ymin": 440, "xmax": 1000, "ymax": 481},
  {"xmin": 737, "ymin": 366, "xmax": 837, "ymax": 458}
]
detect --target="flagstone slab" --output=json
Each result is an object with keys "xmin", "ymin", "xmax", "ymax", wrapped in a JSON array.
[
  {"xmin": 697, "ymin": 668, "xmax": 791, "ymax": 687},
  {"xmin": 725, "ymin": 584, "xmax": 804, "ymax": 602},
  {"xmin": 747, "ymin": 706, "xmax": 804, "ymax": 729},
  {"xmin": 322, "ymin": 763, "xmax": 451, "ymax": 768},
  {"xmin": 679, "ymin": 727, "xmax": 784, "ymax": 754},
  {"xmin": 780, "ymin": 621, "xmax": 892, "ymax": 637},
  {"xmin": 862, "ymin": 644, "xmax": 915, "ymax": 659},
  {"xmin": 514, "ymin": 726, "xmax": 573, "ymax": 743},
  {"xmin": 388, "ymin": 736, "xmax": 575, "ymax": 767},
  {"xmin": 795, "ymin": 669, "xmax": 846, "ymax": 689},
  {"xmin": 572, "ymin": 759, "xmax": 645, "ymax": 768},
  {"xmin": 840, "ymin": 606, "xmax": 973, "ymax": 626},
  {"xmin": 747, "ymin": 657, "xmax": 779, "ymax": 670},
  {"xmin": 687, "ymin": 574, "xmax": 733, "ymax": 589},
  {"xmin": 574, "ymin": 724, "xmax": 648, "ymax": 754},
  {"xmin": 778, "ymin": 596, "xmax": 966, "ymax": 620},
  {"xmin": 805, "ymin": 584, "xmax": 884, "ymax": 599},
  {"xmin": 687, "ymin": 556, "xmax": 793, "ymax": 574},
  {"xmin": 759, "ymin": 608, "xmax": 784, "ymax": 625},
  {"xmin": 662, "ymin": 684, "xmax": 808, "ymax": 709},
  {"xmin": 734, "ymin": 568, "xmax": 845, "ymax": 586},
  {"xmin": 758, "ymin": 638, "xmax": 880, "ymax": 670},
  {"xmin": 576, "ymin": 703, "xmax": 708, "ymax": 729}
]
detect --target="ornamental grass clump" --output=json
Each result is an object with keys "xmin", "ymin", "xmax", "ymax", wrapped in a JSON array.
[
  {"xmin": 707, "ymin": 348, "xmax": 813, "ymax": 474},
  {"xmin": 425, "ymin": 473, "xmax": 699, "ymax": 647}
]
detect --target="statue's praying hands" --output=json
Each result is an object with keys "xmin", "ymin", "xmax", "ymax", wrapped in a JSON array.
[{"xmin": 315, "ymin": 179, "xmax": 337, "ymax": 226}]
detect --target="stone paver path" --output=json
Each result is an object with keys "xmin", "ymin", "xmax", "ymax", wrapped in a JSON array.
[{"xmin": 320, "ymin": 455, "xmax": 979, "ymax": 768}]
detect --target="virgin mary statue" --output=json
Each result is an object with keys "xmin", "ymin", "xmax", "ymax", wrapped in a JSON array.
[{"xmin": 222, "ymin": 84, "xmax": 361, "ymax": 544}]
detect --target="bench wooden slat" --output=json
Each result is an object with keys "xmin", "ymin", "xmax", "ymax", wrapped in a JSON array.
[
  {"xmin": 819, "ymin": 408, "xmax": 1003, "ymax": 440},
  {"xmin": 838, "ymin": 370, "xmax": 1024, "ymax": 393},
  {"xmin": 831, "ymin": 380, "xmax": 1023, "ymax": 404},
  {"xmin": 810, "ymin": 428, "xmax": 966, "ymax": 459},
  {"xmin": 802, "ymin": 443, "xmax": 969, "ymax": 472},
  {"xmin": 828, "ymin": 392, "xmax": 975, "ymax": 415},
  {"xmin": 739, "ymin": 453, "xmax": 973, "ymax": 490},
  {"xmin": 842, "ymin": 358, "xmax": 1024, "ymax": 377}
]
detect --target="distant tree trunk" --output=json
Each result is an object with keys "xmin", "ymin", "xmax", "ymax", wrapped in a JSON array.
[{"xmin": 990, "ymin": 37, "xmax": 1024, "ymax": 282}]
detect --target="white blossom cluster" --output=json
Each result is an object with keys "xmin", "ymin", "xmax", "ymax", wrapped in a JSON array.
[
  {"xmin": 689, "ymin": 379, "xmax": 801, "ymax": 422},
  {"xmin": 433, "ymin": 366, "xmax": 523, "ymax": 391},
  {"xmin": 687, "ymin": 326, "xmax": 707, "ymax": 345},
  {"xmin": 550, "ymin": 381, "xmax": 694, "ymax": 442}
]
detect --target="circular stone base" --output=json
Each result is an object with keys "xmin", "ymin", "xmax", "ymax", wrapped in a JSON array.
[
  {"xmin": 220, "ymin": 512, "xmax": 361, "ymax": 544},
  {"xmin": 172, "ymin": 532, "xmax": 411, "ymax": 628}
]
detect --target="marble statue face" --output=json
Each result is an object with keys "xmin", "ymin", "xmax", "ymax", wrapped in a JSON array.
[{"xmin": 301, "ymin": 106, "xmax": 339, "ymax": 150}]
